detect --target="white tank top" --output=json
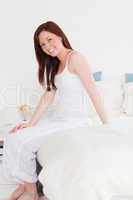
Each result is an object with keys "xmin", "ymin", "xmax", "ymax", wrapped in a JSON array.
[{"xmin": 45, "ymin": 50, "xmax": 92, "ymax": 125}]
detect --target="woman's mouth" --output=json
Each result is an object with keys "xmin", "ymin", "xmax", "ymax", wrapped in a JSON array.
[{"xmin": 48, "ymin": 48, "xmax": 55, "ymax": 53}]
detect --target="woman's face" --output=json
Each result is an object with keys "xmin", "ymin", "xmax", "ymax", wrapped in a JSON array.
[{"xmin": 38, "ymin": 31, "xmax": 64, "ymax": 57}]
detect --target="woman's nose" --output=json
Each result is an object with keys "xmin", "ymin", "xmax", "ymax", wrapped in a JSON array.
[{"xmin": 45, "ymin": 43, "xmax": 51, "ymax": 51}]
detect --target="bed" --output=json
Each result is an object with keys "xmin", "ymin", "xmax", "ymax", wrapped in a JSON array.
[
  {"xmin": 37, "ymin": 117, "xmax": 133, "ymax": 200},
  {"xmin": 1, "ymin": 80, "xmax": 133, "ymax": 199}
]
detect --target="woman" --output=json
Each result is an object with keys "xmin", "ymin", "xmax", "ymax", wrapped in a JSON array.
[{"xmin": 2, "ymin": 21, "xmax": 108, "ymax": 200}]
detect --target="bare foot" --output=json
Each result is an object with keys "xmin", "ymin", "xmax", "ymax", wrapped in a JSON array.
[
  {"xmin": 9, "ymin": 184, "xmax": 25, "ymax": 200},
  {"xmin": 17, "ymin": 191, "xmax": 39, "ymax": 200},
  {"xmin": 17, "ymin": 181, "xmax": 39, "ymax": 200}
]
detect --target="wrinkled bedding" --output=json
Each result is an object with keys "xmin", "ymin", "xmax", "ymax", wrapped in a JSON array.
[{"xmin": 38, "ymin": 120, "xmax": 133, "ymax": 200}]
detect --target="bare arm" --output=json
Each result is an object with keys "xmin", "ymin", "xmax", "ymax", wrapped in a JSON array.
[
  {"xmin": 70, "ymin": 52, "xmax": 108, "ymax": 124},
  {"xmin": 10, "ymin": 87, "xmax": 57, "ymax": 133},
  {"xmin": 28, "ymin": 88, "xmax": 56, "ymax": 126}
]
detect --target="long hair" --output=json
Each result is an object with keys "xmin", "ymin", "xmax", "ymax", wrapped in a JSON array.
[{"xmin": 34, "ymin": 21, "xmax": 73, "ymax": 91}]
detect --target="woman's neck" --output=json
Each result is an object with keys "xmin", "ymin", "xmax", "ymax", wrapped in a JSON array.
[{"xmin": 57, "ymin": 48, "xmax": 72, "ymax": 64}]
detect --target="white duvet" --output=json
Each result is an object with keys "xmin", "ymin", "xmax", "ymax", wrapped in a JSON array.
[{"xmin": 38, "ymin": 120, "xmax": 133, "ymax": 200}]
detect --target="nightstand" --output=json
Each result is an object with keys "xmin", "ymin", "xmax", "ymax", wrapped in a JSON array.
[{"xmin": 0, "ymin": 124, "xmax": 13, "ymax": 161}]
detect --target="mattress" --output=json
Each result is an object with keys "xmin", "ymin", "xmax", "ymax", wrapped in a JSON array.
[{"xmin": 38, "ymin": 120, "xmax": 133, "ymax": 200}]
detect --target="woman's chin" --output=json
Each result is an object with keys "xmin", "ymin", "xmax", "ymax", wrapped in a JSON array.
[
  {"xmin": 50, "ymin": 54, "xmax": 57, "ymax": 57},
  {"xmin": 48, "ymin": 50, "xmax": 61, "ymax": 57},
  {"xmin": 50, "ymin": 52, "xmax": 59, "ymax": 57}
]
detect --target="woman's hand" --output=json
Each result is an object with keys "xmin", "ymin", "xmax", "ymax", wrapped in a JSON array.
[
  {"xmin": 102, "ymin": 120, "xmax": 109, "ymax": 125},
  {"xmin": 10, "ymin": 122, "xmax": 32, "ymax": 134}
]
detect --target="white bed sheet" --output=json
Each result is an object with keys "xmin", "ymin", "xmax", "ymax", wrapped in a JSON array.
[{"xmin": 38, "ymin": 118, "xmax": 133, "ymax": 200}]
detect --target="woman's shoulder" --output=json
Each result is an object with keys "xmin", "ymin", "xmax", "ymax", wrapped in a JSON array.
[
  {"xmin": 68, "ymin": 50, "xmax": 88, "ymax": 66},
  {"xmin": 70, "ymin": 49, "xmax": 84, "ymax": 58},
  {"xmin": 67, "ymin": 50, "xmax": 90, "ymax": 75}
]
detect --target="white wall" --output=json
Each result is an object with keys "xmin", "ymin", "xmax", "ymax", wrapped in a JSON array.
[{"xmin": 0, "ymin": 0, "xmax": 133, "ymax": 111}]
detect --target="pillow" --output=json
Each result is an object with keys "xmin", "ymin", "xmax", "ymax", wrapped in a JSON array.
[
  {"xmin": 125, "ymin": 73, "xmax": 133, "ymax": 83},
  {"xmin": 93, "ymin": 71, "xmax": 102, "ymax": 82},
  {"xmin": 92, "ymin": 72, "xmax": 122, "ymax": 119},
  {"xmin": 122, "ymin": 82, "xmax": 133, "ymax": 116},
  {"xmin": 87, "ymin": 80, "xmax": 123, "ymax": 120}
]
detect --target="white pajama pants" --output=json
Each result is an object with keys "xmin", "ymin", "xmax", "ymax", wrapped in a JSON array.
[{"xmin": 2, "ymin": 118, "xmax": 87, "ymax": 184}]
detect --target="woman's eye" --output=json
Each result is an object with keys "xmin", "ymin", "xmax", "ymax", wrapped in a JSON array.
[{"xmin": 48, "ymin": 38, "xmax": 52, "ymax": 41}]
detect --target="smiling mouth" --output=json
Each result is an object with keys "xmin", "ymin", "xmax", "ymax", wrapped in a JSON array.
[{"xmin": 48, "ymin": 48, "xmax": 54, "ymax": 53}]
